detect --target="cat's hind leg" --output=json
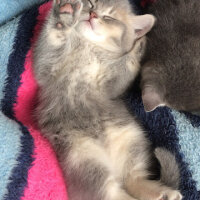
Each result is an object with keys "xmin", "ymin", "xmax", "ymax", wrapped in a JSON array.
[
  {"xmin": 62, "ymin": 135, "xmax": 138, "ymax": 200},
  {"xmin": 125, "ymin": 177, "xmax": 182, "ymax": 200},
  {"xmin": 112, "ymin": 122, "xmax": 183, "ymax": 200},
  {"xmin": 123, "ymin": 151, "xmax": 182, "ymax": 200}
]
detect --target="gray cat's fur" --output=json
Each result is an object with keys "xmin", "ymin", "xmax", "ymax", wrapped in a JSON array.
[
  {"xmin": 141, "ymin": 0, "xmax": 200, "ymax": 112},
  {"xmin": 33, "ymin": 0, "xmax": 182, "ymax": 199}
]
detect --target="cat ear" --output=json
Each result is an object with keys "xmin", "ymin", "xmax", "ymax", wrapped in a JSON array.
[
  {"xmin": 132, "ymin": 14, "xmax": 156, "ymax": 39},
  {"xmin": 142, "ymin": 86, "xmax": 165, "ymax": 112}
]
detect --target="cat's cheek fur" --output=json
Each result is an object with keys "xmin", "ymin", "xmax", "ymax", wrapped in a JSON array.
[
  {"xmin": 77, "ymin": 21, "xmax": 123, "ymax": 52},
  {"xmin": 77, "ymin": 22, "xmax": 105, "ymax": 43}
]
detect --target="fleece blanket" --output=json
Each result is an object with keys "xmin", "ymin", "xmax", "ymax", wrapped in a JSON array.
[
  {"xmin": 0, "ymin": 0, "xmax": 45, "ymax": 25},
  {"xmin": 0, "ymin": 0, "xmax": 199, "ymax": 200}
]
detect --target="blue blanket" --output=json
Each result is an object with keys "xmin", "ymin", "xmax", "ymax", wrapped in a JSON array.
[{"xmin": 0, "ymin": 0, "xmax": 45, "ymax": 25}]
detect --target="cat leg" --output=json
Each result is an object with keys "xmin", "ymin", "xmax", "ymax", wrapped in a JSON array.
[
  {"xmin": 33, "ymin": 0, "xmax": 83, "ymax": 78},
  {"xmin": 60, "ymin": 136, "xmax": 137, "ymax": 200},
  {"xmin": 52, "ymin": 0, "xmax": 83, "ymax": 28},
  {"xmin": 118, "ymin": 126, "xmax": 182, "ymax": 200},
  {"xmin": 45, "ymin": 0, "xmax": 83, "ymax": 47},
  {"xmin": 125, "ymin": 176, "xmax": 182, "ymax": 200}
]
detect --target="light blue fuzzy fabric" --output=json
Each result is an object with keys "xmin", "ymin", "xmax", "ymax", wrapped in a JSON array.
[
  {"xmin": 0, "ymin": 112, "xmax": 23, "ymax": 199},
  {"xmin": 0, "ymin": 17, "xmax": 20, "ymax": 98},
  {"xmin": 0, "ymin": 0, "xmax": 45, "ymax": 25},
  {"xmin": 172, "ymin": 110, "xmax": 200, "ymax": 190},
  {"xmin": 0, "ymin": 17, "xmax": 22, "ymax": 199}
]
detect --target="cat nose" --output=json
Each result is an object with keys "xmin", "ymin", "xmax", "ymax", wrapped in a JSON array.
[{"xmin": 90, "ymin": 11, "xmax": 98, "ymax": 19}]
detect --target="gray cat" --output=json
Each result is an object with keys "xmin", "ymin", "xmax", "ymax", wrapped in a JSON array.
[
  {"xmin": 33, "ymin": 0, "xmax": 182, "ymax": 199},
  {"xmin": 141, "ymin": 0, "xmax": 200, "ymax": 112}
]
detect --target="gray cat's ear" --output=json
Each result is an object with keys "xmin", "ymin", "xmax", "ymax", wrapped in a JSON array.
[
  {"xmin": 132, "ymin": 14, "xmax": 156, "ymax": 39},
  {"xmin": 142, "ymin": 86, "xmax": 165, "ymax": 112}
]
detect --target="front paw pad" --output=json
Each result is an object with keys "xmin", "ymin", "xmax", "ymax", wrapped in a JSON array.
[{"xmin": 54, "ymin": 0, "xmax": 83, "ymax": 27}]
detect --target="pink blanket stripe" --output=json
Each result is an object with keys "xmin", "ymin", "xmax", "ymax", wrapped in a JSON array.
[{"xmin": 14, "ymin": 1, "xmax": 68, "ymax": 200}]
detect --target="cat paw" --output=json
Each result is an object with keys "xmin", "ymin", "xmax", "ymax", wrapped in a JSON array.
[
  {"xmin": 157, "ymin": 190, "xmax": 182, "ymax": 200},
  {"xmin": 54, "ymin": 0, "xmax": 83, "ymax": 28}
]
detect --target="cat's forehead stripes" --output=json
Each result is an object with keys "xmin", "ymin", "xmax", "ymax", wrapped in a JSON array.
[{"xmin": 95, "ymin": 4, "xmax": 114, "ymax": 14}]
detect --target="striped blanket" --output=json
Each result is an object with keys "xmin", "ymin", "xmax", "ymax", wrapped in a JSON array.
[{"xmin": 0, "ymin": 0, "xmax": 199, "ymax": 199}]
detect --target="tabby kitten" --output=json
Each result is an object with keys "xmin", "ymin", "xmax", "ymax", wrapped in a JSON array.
[
  {"xmin": 33, "ymin": 0, "xmax": 182, "ymax": 199},
  {"xmin": 141, "ymin": 0, "xmax": 200, "ymax": 112}
]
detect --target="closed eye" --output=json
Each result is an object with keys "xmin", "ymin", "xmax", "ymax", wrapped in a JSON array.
[
  {"xmin": 103, "ymin": 16, "xmax": 115, "ymax": 21},
  {"xmin": 88, "ymin": 0, "xmax": 94, "ymax": 9},
  {"xmin": 88, "ymin": 0, "xmax": 98, "ymax": 9}
]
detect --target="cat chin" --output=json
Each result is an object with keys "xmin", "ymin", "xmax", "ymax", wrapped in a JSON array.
[{"xmin": 85, "ymin": 21, "xmax": 93, "ymax": 30}]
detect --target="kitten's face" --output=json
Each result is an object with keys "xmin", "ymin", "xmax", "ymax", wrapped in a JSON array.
[{"xmin": 76, "ymin": 0, "xmax": 155, "ymax": 53}]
